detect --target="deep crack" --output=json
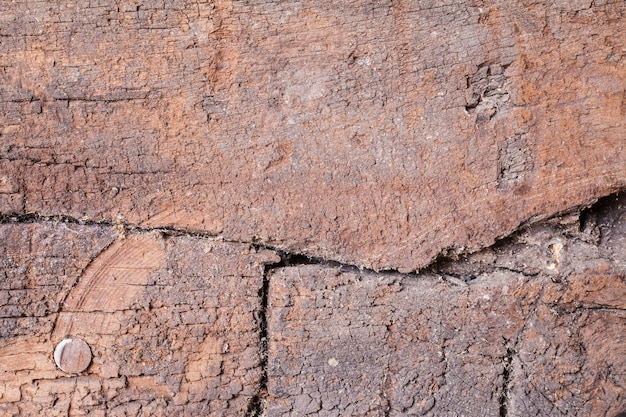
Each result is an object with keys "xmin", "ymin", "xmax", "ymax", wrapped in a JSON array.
[
  {"xmin": 1, "ymin": 188, "xmax": 624, "ymax": 277},
  {"xmin": 246, "ymin": 254, "xmax": 284, "ymax": 417},
  {"xmin": 499, "ymin": 345, "xmax": 515, "ymax": 417},
  {"xmin": 246, "ymin": 251, "xmax": 337, "ymax": 416}
]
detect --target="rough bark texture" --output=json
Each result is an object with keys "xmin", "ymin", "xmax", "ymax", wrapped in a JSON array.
[
  {"xmin": 1, "ymin": 0, "xmax": 625, "ymax": 416},
  {"xmin": 1, "ymin": 0, "xmax": 625, "ymax": 271}
]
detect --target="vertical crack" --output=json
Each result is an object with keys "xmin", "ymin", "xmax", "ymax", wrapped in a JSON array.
[
  {"xmin": 247, "ymin": 256, "xmax": 279, "ymax": 416},
  {"xmin": 499, "ymin": 344, "xmax": 515, "ymax": 417},
  {"xmin": 246, "ymin": 251, "xmax": 322, "ymax": 416},
  {"xmin": 247, "ymin": 267, "xmax": 269, "ymax": 416}
]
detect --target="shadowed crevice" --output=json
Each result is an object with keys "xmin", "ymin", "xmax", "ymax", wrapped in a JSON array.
[
  {"xmin": 499, "ymin": 345, "xmax": 515, "ymax": 417},
  {"xmin": 0, "ymin": 191, "xmax": 624, "ymax": 277},
  {"xmin": 246, "ymin": 255, "xmax": 286, "ymax": 416}
]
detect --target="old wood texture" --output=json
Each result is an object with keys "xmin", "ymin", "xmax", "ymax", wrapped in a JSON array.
[
  {"xmin": 1, "ymin": 0, "xmax": 626, "ymax": 416},
  {"xmin": 1, "ymin": 0, "xmax": 624, "ymax": 271},
  {"xmin": 269, "ymin": 269, "xmax": 626, "ymax": 416},
  {"xmin": 1, "ymin": 193, "xmax": 625, "ymax": 416},
  {"xmin": 267, "ymin": 195, "xmax": 626, "ymax": 416},
  {"xmin": 0, "ymin": 223, "xmax": 277, "ymax": 415}
]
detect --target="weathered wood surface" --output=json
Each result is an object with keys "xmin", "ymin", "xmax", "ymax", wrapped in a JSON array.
[
  {"xmin": 0, "ymin": 223, "xmax": 276, "ymax": 415},
  {"xmin": 1, "ymin": 194, "xmax": 625, "ymax": 416},
  {"xmin": 1, "ymin": 0, "xmax": 626, "ymax": 416},
  {"xmin": 269, "ymin": 268, "xmax": 626, "ymax": 416},
  {"xmin": 1, "ymin": 0, "xmax": 624, "ymax": 271},
  {"xmin": 267, "ymin": 195, "xmax": 626, "ymax": 416}
]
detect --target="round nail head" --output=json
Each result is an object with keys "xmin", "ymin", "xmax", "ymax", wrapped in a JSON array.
[{"xmin": 54, "ymin": 338, "xmax": 92, "ymax": 374}]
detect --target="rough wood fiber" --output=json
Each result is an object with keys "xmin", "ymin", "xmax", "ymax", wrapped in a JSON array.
[
  {"xmin": 0, "ymin": 193, "xmax": 624, "ymax": 416},
  {"xmin": 1, "ymin": 1, "xmax": 626, "ymax": 416},
  {"xmin": 267, "ymin": 195, "xmax": 626, "ymax": 416},
  {"xmin": 1, "ymin": 0, "xmax": 625, "ymax": 271},
  {"xmin": 0, "ymin": 222, "xmax": 274, "ymax": 416},
  {"xmin": 268, "ymin": 266, "xmax": 626, "ymax": 417},
  {"xmin": 268, "ymin": 270, "xmax": 625, "ymax": 417}
]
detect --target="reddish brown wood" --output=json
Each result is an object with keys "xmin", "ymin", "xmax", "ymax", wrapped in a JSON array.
[
  {"xmin": 267, "ymin": 201, "xmax": 626, "ymax": 416},
  {"xmin": 1, "ymin": 1, "xmax": 625, "ymax": 416},
  {"xmin": 0, "ymin": 223, "xmax": 275, "ymax": 415},
  {"xmin": 1, "ymin": 0, "xmax": 624, "ymax": 271}
]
